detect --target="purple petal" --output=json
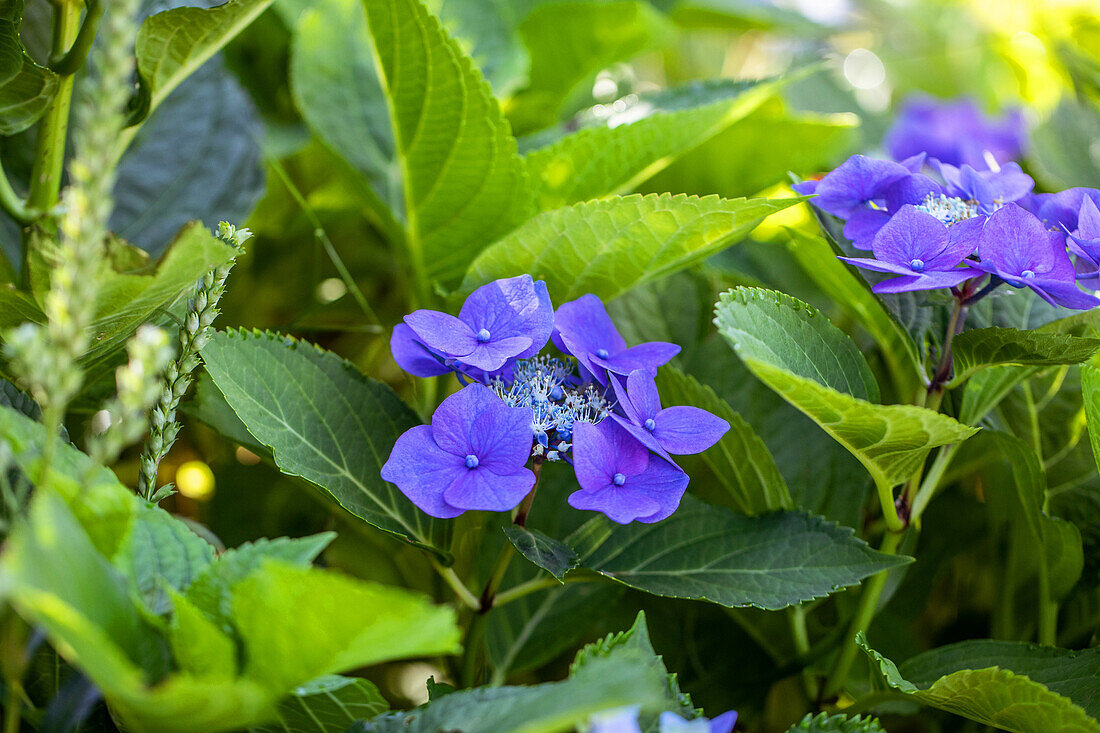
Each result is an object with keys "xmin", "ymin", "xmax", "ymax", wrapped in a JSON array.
[
  {"xmin": 842, "ymin": 207, "xmax": 891, "ymax": 249},
  {"xmin": 1076, "ymin": 195, "xmax": 1100, "ymax": 241},
  {"xmin": 1027, "ymin": 278, "xmax": 1100, "ymax": 310},
  {"xmin": 838, "ymin": 256, "xmax": 918, "ymax": 277},
  {"xmin": 871, "ymin": 269, "xmax": 976, "ymax": 294},
  {"xmin": 572, "ymin": 420, "xmax": 650, "ymax": 490},
  {"xmin": 653, "ymin": 406, "xmax": 730, "ymax": 455},
  {"xmin": 430, "ymin": 384, "xmax": 503, "ymax": 457},
  {"xmin": 792, "ymin": 179, "xmax": 819, "ymax": 196},
  {"xmin": 608, "ymin": 374, "xmax": 642, "ymax": 424},
  {"xmin": 930, "ymin": 216, "xmax": 984, "ymax": 268},
  {"xmin": 567, "ymin": 483, "xmax": 662, "ymax": 524},
  {"xmin": 898, "ymin": 152, "xmax": 927, "ymax": 173},
  {"xmin": 709, "ymin": 711, "xmax": 739, "ymax": 733},
  {"xmin": 390, "ymin": 324, "xmax": 452, "ymax": 377},
  {"xmin": 620, "ymin": 457, "xmax": 690, "ymax": 524},
  {"xmin": 625, "ymin": 369, "xmax": 662, "ymax": 420},
  {"xmin": 812, "ymin": 155, "xmax": 912, "ymax": 218},
  {"xmin": 460, "ymin": 335, "xmax": 533, "ymax": 372},
  {"xmin": 1035, "ymin": 188, "xmax": 1100, "ymax": 231},
  {"xmin": 468, "ymin": 399, "xmax": 534, "ymax": 473},
  {"xmin": 442, "ymin": 466, "xmax": 535, "ymax": 512},
  {"xmin": 553, "ymin": 294, "xmax": 626, "ymax": 355},
  {"xmin": 612, "ymin": 415, "xmax": 671, "ymax": 462},
  {"xmin": 883, "ymin": 173, "xmax": 942, "ymax": 212},
  {"xmin": 380, "ymin": 426, "xmax": 466, "ymax": 518},
  {"xmin": 459, "ymin": 275, "xmax": 554, "ymax": 359},
  {"xmin": 597, "ymin": 342, "xmax": 681, "ymax": 378},
  {"xmin": 977, "ymin": 204, "xmax": 1053, "ymax": 276},
  {"xmin": 404, "ymin": 310, "xmax": 478, "ymax": 358},
  {"xmin": 870, "ymin": 205, "xmax": 949, "ymax": 266},
  {"xmin": 986, "ymin": 162, "xmax": 1034, "ymax": 204}
]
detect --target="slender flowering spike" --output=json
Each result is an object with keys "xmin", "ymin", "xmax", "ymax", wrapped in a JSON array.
[
  {"xmin": 569, "ymin": 420, "xmax": 689, "ymax": 524},
  {"xmin": 884, "ymin": 96, "xmax": 1026, "ymax": 168},
  {"xmin": 935, "ymin": 161, "xmax": 1033, "ymax": 214},
  {"xmin": 552, "ymin": 294, "xmax": 679, "ymax": 385},
  {"xmin": 839, "ymin": 205, "xmax": 982, "ymax": 293},
  {"xmin": 966, "ymin": 204, "xmax": 1099, "ymax": 310},
  {"xmin": 1068, "ymin": 196, "xmax": 1100, "ymax": 278},
  {"xmin": 611, "ymin": 370, "xmax": 729, "ymax": 461},
  {"xmin": 381, "ymin": 384, "xmax": 535, "ymax": 517},
  {"xmin": 402, "ymin": 275, "xmax": 553, "ymax": 373}
]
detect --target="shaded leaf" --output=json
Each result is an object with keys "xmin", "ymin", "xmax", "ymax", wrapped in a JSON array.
[
  {"xmin": 252, "ymin": 676, "xmax": 389, "ymax": 733},
  {"xmin": 504, "ymin": 525, "xmax": 579, "ymax": 582},
  {"xmin": 0, "ymin": 0, "xmax": 58, "ymax": 134},
  {"xmin": 116, "ymin": 507, "xmax": 216, "ymax": 615},
  {"xmin": 951, "ymin": 327, "xmax": 1100, "ymax": 385},
  {"xmin": 430, "ymin": 0, "xmax": 529, "ymax": 97},
  {"xmin": 787, "ymin": 713, "xmax": 885, "ymax": 733}
]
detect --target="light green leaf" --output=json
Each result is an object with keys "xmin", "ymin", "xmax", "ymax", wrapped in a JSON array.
[
  {"xmin": 959, "ymin": 365, "xmax": 1036, "ymax": 426},
  {"xmin": 1084, "ymin": 362, "xmax": 1100, "ymax": 475},
  {"xmin": 351, "ymin": 645, "xmax": 668, "ymax": 733},
  {"xmin": 117, "ymin": 506, "xmax": 216, "ymax": 615},
  {"xmin": 0, "ymin": 0, "xmax": 59, "ymax": 134},
  {"xmin": 1029, "ymin": 96, "xmax": 1100, "ymax": 191},
  {"xmin": 363, "ymin": 0, "xmax": 531, "ymax": 285},
  {"xmin": 232, "ymin": 560, "xmax": 460, "ymax": 691},
  {"xmin": 463, "ymin": 193, "xmax": 798, "ymax": 303},
  {"xmin": 655, "ymin": 367, "xmax": 792, "ymax": 514},
  {"xmin": 859, "ymin": 633, "xmax": 1100, "ymax": 733},
  {"xmin": 0, "ymin": 287, "xmax": 44, "ymax": 330},
  {"xmin": 200, "ymin": 329, "xmax": 450, "ymax": 557},
  {"xmin": 712, "ymin": 287, "xmax": 879, "ymax": 401},
  {"xmin": 787, "ymin": 713, "xmax": 885, "ymax": 733},
  {"xmin": 525, "ymin": 79, "xmax": 778, "ymax": 210},
  {"xmin": 504, "ymin": 525, "xmax": 579, "ymax": 582},
  {"xmin": 951, "ymin": 327, "xmax": 1100, "ymax": 385},
  {"xmin": 186, "ymin": 533, "xmax": 336, "ymax": 635},
  {"xmin": 252, "ymin": 675, "xmax": 389, "ymax": 733},
  {"xmin": 135, "ymin": 0, "xmax": 274, "ymax": 117},
  {"xmin": 168, "ymin": 590, "xmax": 238, "ymax": 678},
  {"xmin": 572, "ymin": 496, "xmax": 910, "ymax": 610}
]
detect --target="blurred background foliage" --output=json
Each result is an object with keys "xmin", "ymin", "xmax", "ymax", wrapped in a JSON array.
[{"xmin": 10, "ymin": 0, "xmax": 1100, "ymax": 729}]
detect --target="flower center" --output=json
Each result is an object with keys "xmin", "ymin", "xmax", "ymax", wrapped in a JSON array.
[
  {"xmin": 643, "ymin": 418, "xmax": 656, "ymax": 431},
  {"xmin": 476, "ymin": 328, "xmax": 491, "ymax": 343},
  {"xmin": 612, "ymin": 472, "xmax": 626, "ymax": 486},
  {"xmin": 1021, "ymin": 269, "xmax": 1035, "ymax": 279},
  {"xmin": 464, "ymin": 454, "xmax": 479, "ymax": 469},
  {"xmin": 596, "ymin": 348, "xmax": 610, "ymax": 360},
  {"xmin": 909, "ymin": 258, "xmax": 925, "ymax": 272}
]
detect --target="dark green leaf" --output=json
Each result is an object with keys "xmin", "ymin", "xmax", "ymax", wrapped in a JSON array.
[
  {"xmin": 504, "ymin": 525, "xmax": 579, "ymax": 581},
  {"xmin": 0, "ymin": 0, "xmax": 59, "ymax": 134},
  {"xmin": 951, "ymin": 327, "xmax": 1100, "ymax": 385},
  {"xmin": 252, "ymin": 675, "xmax": 389, "ymax": 733},
  {"xmin": 787, "ymin": 713, "xmax": 886, "ymax": 733}
]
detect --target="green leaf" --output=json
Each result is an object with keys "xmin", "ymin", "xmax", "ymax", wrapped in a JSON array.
[
  {"xmin": 572, "ymin": 496, "xmax": 910, "ymax": 610},
  {"xmin": 200, "ymin": 329, "xmax": 451, "ymax": 558},
  {"xmin": 168, "ymin": 590, "xmax": 238, "ymax": 678},
  {"xmin": 859, "ymin": 633, "xmax": 1100, "ymax": 733},
  {"xmin": 1084, "ymin": 362, "xmax": 1100, "ymax": 475},
  {"xmin": 462, "ymin": 193, "xmax": 798, "ymax": 303},
  {"xmin": 429, "ymin": 0, "xmax": 529, "ymax": 97},
  {"xmin": 654, "ymin": 367, "xmax": 792, "ymax": 514},
  {"xmin": 232, "ymin": 560, "xmax": 460, "ymax": 691},
  {"xmin": 525, "ymin": 79, "xmax": 778, "ymax": 210},
  {"xmin": 362, "ymin": 0, "xmax": 531, "ymax": 285},
  {"xmin": 135, "ymin": 0, "xmax": 274, "ymax": 117},
  {"xmin": 951, "ymin": 327, "xmax": 1100, "ymax": 385},
  {"xmin": 116, "ymin": 506, "xmax": 216, "ymax": 615},
  {"xmin": 0, "ymin": 0, "xmax": 59, "ymax": 135},
  {"xmin": 1029, "ymin": 96, "xmax": 1100, "ymax": 190},
  {"xmin": 186, "ymin": 533, "xmax": 336, "ymax": 635},
  {"xmin": 716, "ymin": 289, "xmax": 978, "ymax": 492},
  {"xmin": 350, "ymin": 646, "xmax": 668, "ymax": 733},
  {"xmin": 251, "ymin": 675, "xmax": 389, "ymax": 733},
  {"xmin": 504, "ymin": 525, "xmax": 579, "ymax": 582},
  {"xmin": 787, "ymin": 713, "xmax": 886, "ymax": 733},
  {"xmin": 711, "ymin": 287, "xmax": 879, "ymax": 401},
  {"xmin": 959, "ymin": 365, "xmax": 1036, "ymax": 426}
]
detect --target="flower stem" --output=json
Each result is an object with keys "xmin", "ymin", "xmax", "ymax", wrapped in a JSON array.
[
  {"xmin": 824, "ymin": 529, "xmax": 904, "ymax": 697},
  {"xmin": 1037, "ymin": 565, "xmax": 1058, "ymax": 645},
  {"xmin": 927, "ymin": 296, "xmax": 968, "ymax": 400},
  {"xmin": 513, "ymin": 458, "xmax": 543, "ymax": 527},
  {"xmin": 49, "ymin": 0, "xmax": 103, "ymax": 75},
  {"xmin": 429, "ymin": 558, "xmax": 479, "ymax": 610}
]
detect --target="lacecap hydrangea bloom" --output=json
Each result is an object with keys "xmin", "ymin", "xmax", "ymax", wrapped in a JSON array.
[
  {"xmin": 795, "ymin": 98, "xmax": 1100, "ymax": 310},
  {"xmin": 381, "ymin": 275, "xmax": 729, "ymax": 524}
]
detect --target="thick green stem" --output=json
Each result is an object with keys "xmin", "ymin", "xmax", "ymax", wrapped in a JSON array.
[
  {"xmin": 788, "ymin": 605, "xmax": 816, "ymax": 700},
  {"xmin": 4, "ymin": 683, "xmax": 20, "ymax": 733},
  {"xmin": 0, "ymin": 151, "xmax": 38, "ymax": 225},
  {"xmin": 825, "ymin": 530, "xmax": 903, "ymax": 697},
  {"xmin": 49, "ymin": 0, "xmax": 103, "ymax": 75},
  {"xmin": 1037, "ymin": 568, "xmax": 1058, "ymax": 646}
]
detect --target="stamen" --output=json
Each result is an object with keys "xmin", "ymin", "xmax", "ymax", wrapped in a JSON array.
[
  {"xmin": 476, "ymin": 328, "xmax": 491, "ymax": 343},
  {"xmin": 612, "ymin": 472, "xmax": 626, "ymax": 486},
  {"xmin": 596, "ymin": 348, "xmax": 610, "ymax": 359},
  {"xmin": 909, "ymin": 258, "xmax": 925, "ymax": 272},
  {"xmin": 464, "ymin": 454, "xmax": 479, "ymax": 469},
  {"xmin": 644, "ymin": 418, "xmax": 656, "ymax": 431}
]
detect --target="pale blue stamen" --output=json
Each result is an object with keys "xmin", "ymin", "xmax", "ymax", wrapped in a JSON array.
[
  {"xmin": 644, "ymin": 418, "xmax": 656, "ymax": 431},
  {"xmin": 909, "ymin": 258, "xmax": 925, "ymax": 272},
  {"xmin": 476, "ymin": 328, "xmax": 491, "ymax": 343},
  {"xmin": 596, "ymin": 348, "xmax": 610, "ymax": 359},
  {"xmin": 916, "ymin": 193, "xmax": 979, "ymax": 225},
  {"xmin": 1022, "ymin": 269, "xmax": 1035, "ymax": 279},
  {"xmin": 612, "ymin": 472, "xmax": 626, "ymax": 486},
  {"xmin": 464, "ymin": 454, "xmax": 479, "ymax": 469}
]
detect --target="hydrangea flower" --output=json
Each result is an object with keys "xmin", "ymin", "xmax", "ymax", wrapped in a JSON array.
[
  {"xmin": 1068, "ymin": 196, "xmax": 1100, "ymax": 279},
  {"xmin": 381, "ymin": 384, "xmax": 535, "ymax": 517},
  {"xmin": 553, "ymin": 294, "xmax": 680, "ymax": 385},
  {"xmin": 884, "ymin": 96, "xmax": 1026, "ymax": 168},
  {"xmin": 1030, "ymin": 187, "xmax": 1100, "ymax": 232},
  {"xmin": 839, "ymin": 205, "xmax": 982, "ymax": 293},
  {"xmin": 400, "ymin": 274, "xmax": 553, "ymax": 375},
  {"xmin": 965, "ymin": 204, "xmax": 1099, "ymax": 310},
  {"xmin": 588, "ymin": 706, "xmax": 738, "ymax": 733},
  {"xmin": 934, "ymin": 161, "xmax": 1033, "ymax": 215},
  {"xmin": 569, "ymin": 420, "xmax": 689, "ymax": 524},
  {"xmin": 611, "ymin": 369, "xmax": 729, "ymax": 461}
]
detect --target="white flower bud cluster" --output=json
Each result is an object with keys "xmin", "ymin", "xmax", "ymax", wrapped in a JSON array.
[{"xmin": 137, "ymin": 224, "xmax": 249, "ymax": 501}]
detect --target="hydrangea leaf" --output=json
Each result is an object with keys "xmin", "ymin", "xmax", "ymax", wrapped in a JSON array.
[
  {"xmin": 503, "ymin": 525, "xmax": 579, "ymax": 582},
  {"xmin": 292, "ymin": 0, "xmax": 530, "ymax": 286},
  {"xmin": 716, "ymin": 289, "xmax": 978, "ymax": 491},
  {"xmin": 231, "ymin": 560, "xmax": 460, "ymax": 694},
  {"xmin": 133, "ymin": 0, "xmax": 274, "ymax": 118},
  {"xmin": 655, "ymin": 367, "xmax": 792, "ymax": 514},
  {"xmin": 951, "ymin": 327, "xmax": 1100, "ymax": 386},
  {"xmin": 858, "ymin": 633, "xmax": 1100, "ymax": 733},
  {"xmin": 116, "ymin": 506, "xmax": 216, "ymax": 615},
  {"xmin": 959, "ymin": 365, "xmax": 1036, "ymax": 425},
  {"xmin": 786, "ymin": 713, "xmax": 885, "ymax": 733},
  {"xmin": 347, "ymin": 644, "xmax": 668, "ymax": 733},
  {"xmin": 524, "ymin": 79, "xmax": 779, "ymax": 210},
  {"xmin": 1082, "ymin": 361, "xmax": 1100, "ymax": 475},
  {"xmin": 200, "ymin": 329, "xmax": 451, "ymax": 559},
  {"xmin": 569, "ymin": 496, "xmax": 910, "ymax": 610},
  {"xmin": 168, "ymin": 590, "xmax": 238, "ymax": 678},
  {"xmin": 0, "ymin": 0, "xmax": 59, "ymax": 134},
  {"xmin": 252, "ymin": 675, "xmax": 389, "ymax": 733},
  {"xmin": 462, "ymin": 193, "xmax": 798, "ymax": 303},
  {"xmin": 1028, "ymin": 96, "xmax": 1100, "ymax": 191},
  {"xmin": 429, "ymin": 0, "xmax": 529, "ymax": 97},
  {"xmin": 714, "ymin": 287, "xmax": 880, "ymax": 401}
]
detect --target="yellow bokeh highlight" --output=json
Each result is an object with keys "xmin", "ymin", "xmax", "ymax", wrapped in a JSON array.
[{"xmin": 176, "ymin": 460, "xmax": 215, "ymax": 500}]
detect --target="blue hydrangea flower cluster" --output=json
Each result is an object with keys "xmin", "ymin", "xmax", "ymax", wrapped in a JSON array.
[
  {"xmin": 588, "ymin": 706, "xmax": 738, "ymax": 733},
  {"xmin": 795, "ymin": 97, "xmax": 1100, "ymax": 310},
  {"xmin": 381, "ymin": 275, "xmax": 730, "ymax": 524}
]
